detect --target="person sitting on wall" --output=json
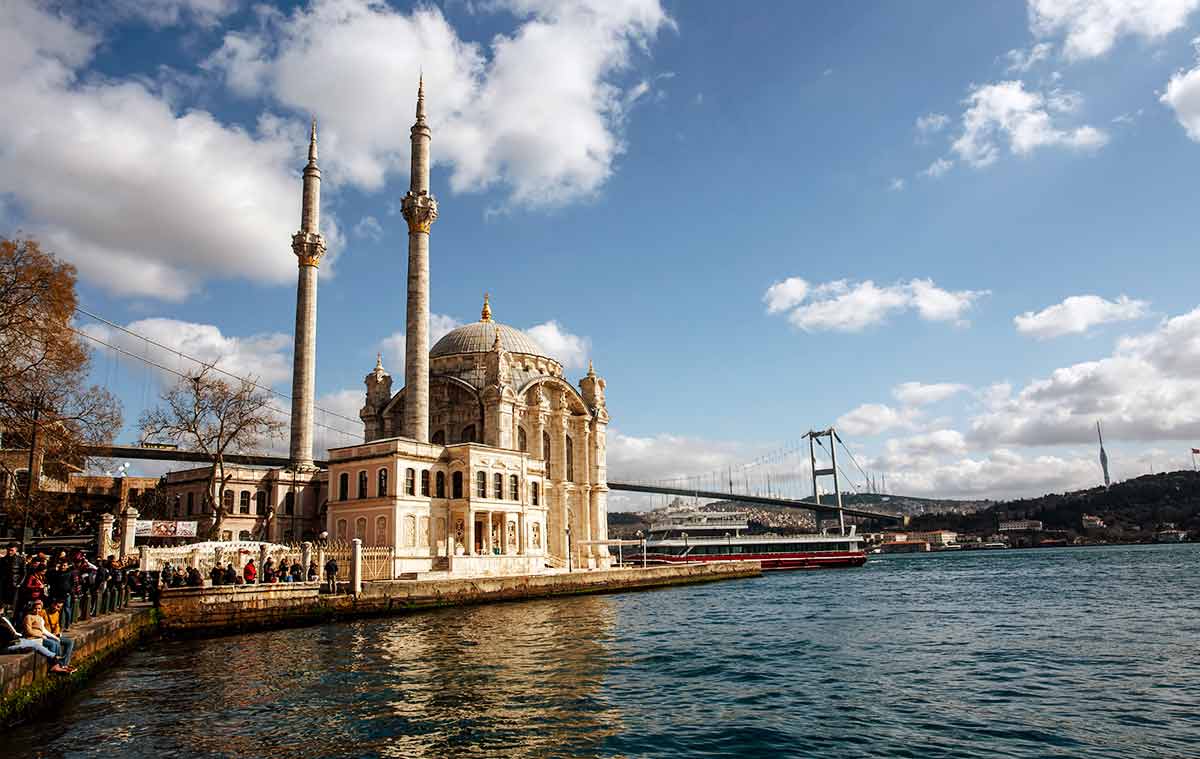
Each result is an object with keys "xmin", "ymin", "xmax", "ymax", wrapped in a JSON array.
[
  {"xmin": 262, "ymin": 557, "xmax": 275, "ymax": 584},
  {"xmin": 1, "ymin": 615, "xmax": 71, "ymax": 674},
  {"xmin": 44, "ymin": 599, "xmax": 66, "ymax": 636},
  {"xmin": 323, "ymin": 557, "xmax": 338, "ymax": 593},
  {"xmin": 185, "ymin": 567, "xmax": 203, "ymax": 587},
  {"xmin": 223, "ymin": 563, "xmax": 237, "ymax": 586},
  {"xmin": 243, "ymin": 559, "xmax": 257, "ymax": 584},
  {"xmin": 307, "ymin": 560, "xmax": 319, "ymax": 582},
  {"xmin": 290, "ymin": 559, "xmax": 303, "ymax": 582},
  {"xmin": 24, "ymin": 599, "xmax": 76, "ymax": 671},
  {"xmin": 210, "ymin": 564, "xmax": 224, "ymax": 586}
]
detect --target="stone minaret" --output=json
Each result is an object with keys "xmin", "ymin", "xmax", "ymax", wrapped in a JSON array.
[
  {"xmin": 289, "ymin": 119, "xmax": 325, "ymax": 469},
  {"xmin": 400, "ymin": 76, "xmax": 438, "ymax": 442}
]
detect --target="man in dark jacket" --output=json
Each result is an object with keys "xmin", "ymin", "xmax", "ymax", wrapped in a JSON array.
[
  {"xmin": 209, "ymin": 564, "xmax": 224, "ymax": 586},
  {"xmin": 0, "ymin": 544, "xmax": 21, "ymax": 613},
  {"xmin": 323, "ymin": 557, "xmax": 338, "ymax": 593}
]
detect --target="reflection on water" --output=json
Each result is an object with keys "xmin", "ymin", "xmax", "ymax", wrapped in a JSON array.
[{"xmin": 10, "ymin": 545, "xmax": 1200, "ymax": 758}]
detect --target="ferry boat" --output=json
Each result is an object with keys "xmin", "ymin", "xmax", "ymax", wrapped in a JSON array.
[{"xmin": 638, "ymin": 510, "xmax": 866, "ymax": 570}]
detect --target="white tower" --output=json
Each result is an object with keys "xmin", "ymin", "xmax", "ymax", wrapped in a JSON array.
[{"xmin": 288, "ymin": 119, "xmax": 325, "ymax": 469}]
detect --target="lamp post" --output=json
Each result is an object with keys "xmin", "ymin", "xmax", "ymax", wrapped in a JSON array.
[{"xmin": 636, "ymin": 529, "xmax": 645, "ymax": 569}]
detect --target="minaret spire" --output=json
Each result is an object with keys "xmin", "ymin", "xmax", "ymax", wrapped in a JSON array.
[
  {"xmin": 481, "ymin": 292, "xmax": 492, "ymax": 322},
  {"xmin": 401, "ymin": 75, "xmax": 438, "ymax": 443},
  {"xmin": 289, "ymin": 117, "xmax": 327, "ymax": 469}
]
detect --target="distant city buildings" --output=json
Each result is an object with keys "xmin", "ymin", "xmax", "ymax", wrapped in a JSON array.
[
  {"xmin": 1081, "ymin": 514, "xmax": 1106, "ymax": 530},
  {"xmin": 999, "ymin": 519, "xmax": 1043, "ymax": 532}
]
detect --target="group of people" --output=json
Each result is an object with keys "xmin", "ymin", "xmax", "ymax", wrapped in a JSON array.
[
  {"xmin": 205, "ymin": 556, "xmax": 319, "ymax": 586},
  {"xmin": 0, "ymin": 544, "xmax": 138, "ymax": 675}
]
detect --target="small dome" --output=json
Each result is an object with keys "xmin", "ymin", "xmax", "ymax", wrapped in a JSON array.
[{"xmin": 430, "ymin": 321, "xmax": 553, "ymax": 361}]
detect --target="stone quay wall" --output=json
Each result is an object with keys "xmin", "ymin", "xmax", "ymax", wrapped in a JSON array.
[
  {"xmin": 1, "ymin": 603, "xmax": 158, "ymax": 727},
  {"xmin": 159, "ymin": 561, "xmax": 762, "ymax": 637}
]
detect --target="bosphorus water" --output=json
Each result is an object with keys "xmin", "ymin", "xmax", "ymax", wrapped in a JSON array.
[{"xmin": 9, "ymin": 544, "xmax": 1200, "ymax": 758}]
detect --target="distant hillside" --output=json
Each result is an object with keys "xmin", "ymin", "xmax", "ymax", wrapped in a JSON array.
[{"xmin": 908, "ymin": 470, "xmax": 1200, "ymax": 536}]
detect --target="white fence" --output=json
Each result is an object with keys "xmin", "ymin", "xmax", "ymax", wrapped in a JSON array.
[{"xmin": 140, "ymin": 540, "xmax": 299, "ymax": 576}]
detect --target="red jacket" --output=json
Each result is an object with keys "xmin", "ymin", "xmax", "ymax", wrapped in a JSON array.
[{"xmin": 243, "ymin": 563, "xmax": 256, "ymax": 582}]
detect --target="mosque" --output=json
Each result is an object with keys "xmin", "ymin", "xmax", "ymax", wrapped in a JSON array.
[{"xmin": 231, "ymin": 79, "xmax": 612, "ymax": 575}]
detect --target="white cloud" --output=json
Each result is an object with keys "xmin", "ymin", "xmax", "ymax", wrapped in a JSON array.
[
  {"xmin": 922, "ymin": 157, "xmax": 953, "ymax": 178},
  {"xmin": 205, "ymin": 0, "xmax": 673, "ymax": 208},
  {"xmin": 836, "ymin": 403, "xmax": 917, "ymax": 437},
  {"xmin": 1161, "ymin": 41, "xmax": 1200, "ymax": 141},
  {"xmin": 1028, "ymin": 0, "xmax": 1200, "ymax": 61},
  {"xmin": 525, "ymin": 321, "xmax": 591, "ymax": 370},
  {"xmin": 892, "ymin": 382, "xmax": 967, "ymax": 406},
  {"xmin": 970, "ymin": 306, "xmax": 1200, "ymax": 446},
  {"xmin": 874, "ymin": 447, "xmax": 1105, "ymax": 499},
  {"xmin": 951, "ymin": 80, "xmax": 1108, "ymax": 168},
  {"xmin": 82, "ymin": 317, "xmax": 293, "ymax": 386},
  {"xmin": 916, "ymin": 112, "xmax": 950, "ymax": 134},
  {"xmin": 1014, "ymin": 294, "xmax": 1149, "ymax": 338},
  {"xmin": 110, "ymin": 0, "xmax": 239, "ymax": 27},
  {"xmin": 764, "ymin": 277, "xmax": 987, "ymax": 332},
  {"xmin": 1003, "ymin": 42, "xmax": 1054, "ymax": 72},
  {"xmin": 889, "ymin": 177, "xmax": 906, "ymax": 191},
  {"xmin": 762, "ymin": 277, "xmax": 810, "ymax": 314},
  {"xmin": 379, "ymin": 313, "xmax": 463, "ymax": 371},
  {"xmin": 353, "ymin": 215, "xmax": 383, "ymax": 241},
  {"xmin": 885, "ymin": 429, "xmax": 968, "ymax": 459},
  {"xmin": 0, "ymin": 1, "xmax": 338, "ymax": 301}
]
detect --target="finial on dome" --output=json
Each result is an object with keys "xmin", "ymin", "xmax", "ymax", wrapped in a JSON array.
[
  {"xmin": 492, "ymin": 329, "xmax": 502, "ymax": 352},
  {"xmin": 481, "ymin": 292, "xmax": 492, "ymax": 322},
  {"xmin": 375, "ymin": 352, "xmax": 383, "ymax": 371},
  {"xmin": 308, "ymin": 117, "xmax": 318, "ymax": 163},
  {"xmin": 587, "ymin": 360, "xmax": 595, "ymax": 377}
]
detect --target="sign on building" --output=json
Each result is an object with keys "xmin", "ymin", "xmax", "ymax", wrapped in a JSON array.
[{"xmin": 134, "ymin": 520, "xmax": 198, "ymax": 537}]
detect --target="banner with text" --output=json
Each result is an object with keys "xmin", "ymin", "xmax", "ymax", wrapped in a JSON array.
[{"xmin": 134, "ymin": 520, "xmax": 198, "ymax": 538}]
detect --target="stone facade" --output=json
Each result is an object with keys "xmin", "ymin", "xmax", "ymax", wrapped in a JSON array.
[{"xmin": 159, "ymin": 465, "xmax": 326, "ymax": 543}]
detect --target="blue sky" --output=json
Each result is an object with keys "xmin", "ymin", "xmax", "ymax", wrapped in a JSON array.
[{"xmin": 6, "ymin": 0, "xmax": 1200, "ymax": 505}]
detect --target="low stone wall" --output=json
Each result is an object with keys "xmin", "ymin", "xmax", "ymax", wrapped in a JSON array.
[
  {"xmin": 0, "ymin": 603, "xmax": 158, "ymax": 727},
  {"xmin": 159, "ymin": 561, "xmax": 761, "ymax": 637}
]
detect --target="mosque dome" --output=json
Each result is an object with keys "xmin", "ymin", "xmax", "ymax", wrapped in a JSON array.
[{"xmin": 428, "ymin": 294, "xmax": 556, "ymax": 362}]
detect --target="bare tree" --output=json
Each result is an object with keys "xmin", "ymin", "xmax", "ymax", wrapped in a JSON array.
[
  {"xmin": 0, "ymin": 238, "xmax": 122, "ymax": 540},
  {"xmin": 139, "ymin": 366, "xmax": 285, "ymax": 538}
]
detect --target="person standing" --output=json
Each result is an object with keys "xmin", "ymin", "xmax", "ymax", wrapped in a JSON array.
[
  {"xmin": 0, "ymin": 545, "xmax": 22, "ymax": 615},
  {"xmin": 323, "ymin": 557, "xmax": 338, "ymax": 593},
  {"xmin": 243, "ymin": 559, "xmax": 257, "ymax": 584}
]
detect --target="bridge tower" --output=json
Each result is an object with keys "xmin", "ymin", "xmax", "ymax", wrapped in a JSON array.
[
  {"xmin": 807, "ymin": 428, "xmax": 846, "ymax": 536},
  {"xmin": 288, "ymin": 119, "xmax": 326, "ymax": 470},
  {"xmin": 401, "ymin": 75, "xmax": 438, "ymax": 442}
]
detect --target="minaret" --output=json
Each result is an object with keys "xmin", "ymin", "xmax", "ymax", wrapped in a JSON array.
[
  {"xmin": 288, "ymin": 118, "xmax": 326, "ymax": 469},
  {"xmin": 401, "ymin": 76, "xmax": 438, "ymax": 442}
]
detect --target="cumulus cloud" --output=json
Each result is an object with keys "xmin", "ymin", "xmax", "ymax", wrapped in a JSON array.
[
  {"xmin": 970, "ymin": 306, "xmax": 1200, "ymax": 446},
  {"xmin": 205, "ymin": 0, "xmax": 673, "ymax": 208},
  {"xmin": 525, "ymin": 320, "xmax": 591, "ymax": 370},
  {"xmin": 352, "ymin": 215, "xmax": 383, "ymax": 241},
  {"xmin": 950, "ymin": 80, "xmax": 1108, "ymax": 168},
  {"xmin": 873, "ymin": 447, "xmax": 1105, "ymax": 499},
  {"xmin": 922, "ymin": 157, "xmax": 953, "ymax": 178},
  {"xmin": 885, "ymin": 429, "xmax": 968, "ymax": 459},
  {"xmin": 836, "ymin": 403, "xmax": 919, "ymax": 437},
  {"xmin": 1161, "ymin": 39, "xmax": 1200, "ymax": 141},
  {"xmin": 1014, "ymin": 294, "xmax": 1149, "ymax": 338},
  {"xmin": 916, "ymin": 112, "xmax": 950, "ymax": 135},
  {"xmin": 82, "ymin": 317, "xmax": 293, "ymax": 386},
  {"xmin": 763, "ymin": 277, "xmax": 987, "ymax": 332},
  {"xmin": 1028, "ymin": 0, "xmax": 1200, "ymax": 61},
  {"xmin": 0, "ymin": 0, "xmax": 337, "ymax": 301},
  {"xmin": 892, "ymin": 382, "xmax": 967, "ymax": 406},
  {"xmin": 109, "ymin": 0, "xmax": 239, "ymax": 28}
]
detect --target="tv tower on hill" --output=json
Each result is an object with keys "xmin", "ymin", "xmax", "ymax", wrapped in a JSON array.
[{"xmin": 1097, "ymin": 421, "xmax": 1111, "ymax": 488}]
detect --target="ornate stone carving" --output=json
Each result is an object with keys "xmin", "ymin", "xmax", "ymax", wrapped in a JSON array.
[
  {"xmin": 532, "ymin": 522, "xmax": 542, "ymax": 548},
  {"xmin": 292, "ymin": 231, "xmax": 326, "ymax": 267},
  {"xmin": 401, "ymin": 191, "xmax": 438, "ymax": 234}
]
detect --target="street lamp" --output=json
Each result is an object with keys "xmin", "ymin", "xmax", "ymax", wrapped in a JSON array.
[{"xmin": 636, "ymin": 529, "xmax": 645, "ymax": 569}]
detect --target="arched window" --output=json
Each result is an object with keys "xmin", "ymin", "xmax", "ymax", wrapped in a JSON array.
[
  {"xmin": 255, "ymin": 491, "xmax": 267, "ymax": 515},
  {"xmin": 355, "ymin": 517, "xmax": 367, "ymax": 541},
  {"xmin": 420, "ymin": 470, "xmax": 430, "ymax": 497},
  {"xmin": 493, "ymin": 472, "xmax": 503, "ymax": 500},
  {"xmin": 543, "ymin": 432, "xmax": 551, "ymax": 465},
  {"xmin": 284, "ymin": 492, "xmax": 295, "ymax": 516},
  {"xmin": 476, "ymin": 471, "xmax": 486, "ymax": 498},
  {"xmin": 222, "ymin": 489, "xmax": 234, "ymax": 513},
  {"xmin": 378, "ymin": 468, "xmax": 388, "ymax": 497},
  {"xmin": 339, "ymin": 472, "xmax": 349, "ymax": 502},
  {"xmin": 375, "ymin": 515, "xmax": 388, "ymax": 545},
  {"xmin": 436, "ymin": 471, "xmax": 446, "ymax": 498},
  {"xmin": 405, "ymin": 468, "xmax": 416, "ymax": 496},
  {"xmin": 336, "ymin": 519, "xmax": 348, "ymax": 540},
  {"xmin": 358, "ymin": 471, "xmax": 367, "ymax": 499},
  {"xmin": 531, "ymin": 481, "xmax": 539, "ymax": 506},
  {"xmin": 186, "ymin": 491, "xmax": 194, "ymax": 515},
  {"xmin": 432, "ymin": 430, "xmax": 445, "ymax": 445},
  {"xmin": 509, "ymin": 474, "xmax": 519, "ymax": 501},
  {"xmin": 518, "ymin": 427, "xmax": 527, "ymax": 452},
  {"xmin": 565, "ymin": 435, "xmax": 574, "ymax": 482},
  {"xmin": 452, "ymin": 471, "xmax": 463, "ymax": 499},
  {"xmin": 239, "ymin": 491, "xmax": 251, "ymax": 514}
]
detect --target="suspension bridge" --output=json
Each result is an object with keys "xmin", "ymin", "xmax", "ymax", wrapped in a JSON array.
[{"xmin": 69, "ymin": 305, "xmax": 904, "ymax": 528}]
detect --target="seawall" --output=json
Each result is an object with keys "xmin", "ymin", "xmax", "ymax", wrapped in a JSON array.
[
  {"xmin": 159, "ymin": 561, "xmax": 762, "ymax": 637},
  {"xmin": 0, "ymin": 603, "xmax": 158, "ymax": 728}
]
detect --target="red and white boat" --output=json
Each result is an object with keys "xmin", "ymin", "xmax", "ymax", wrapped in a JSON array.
[{"xmin": 638, "ymin": 510, "xmax": 866, "ymax": 570}]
